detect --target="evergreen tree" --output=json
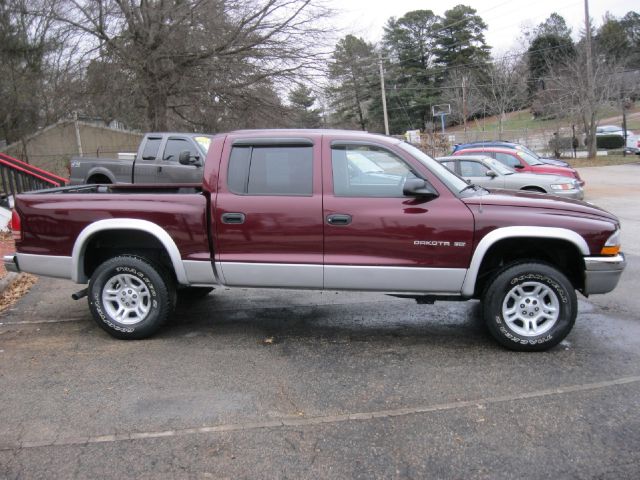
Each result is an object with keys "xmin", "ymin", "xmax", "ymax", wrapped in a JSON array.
[
  {"xmin": 288, "ymin": 85, "xmax": 322, "ymax": 128},
  {"xmin": 327, "ymin": 35, "xmax": 377, "ymax": 130}
]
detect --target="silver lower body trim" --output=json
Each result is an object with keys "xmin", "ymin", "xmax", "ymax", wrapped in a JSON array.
[
  {"xmin": 219, "ymin": 262, "xmax": 323, "ymax": 288},
  {"xmin": 324, "ymin": 265, "xmax": 466, "ymax": 292},
  {"xmin": 15, "ymin": 253, "xmax": 73, "ymax": 279},
  {"xmin": 182, "ymin": 260, "xmax": 217, "ymax": 285},
  {"xmin": 583, "ymin": 253, "xmax": 626, "ymax": 295}
]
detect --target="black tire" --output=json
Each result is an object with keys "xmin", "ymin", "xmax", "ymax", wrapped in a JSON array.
[
  {"xmin": 177, "ymin": 286, "xmax": 214, "ymax": 301},
  {"xmin": 88, "ymin": 255, "xmax": 175, "ymax": 339},
  {"xmin": 482, "ymin": 262, "xmax": 577, "ymax": 351}
]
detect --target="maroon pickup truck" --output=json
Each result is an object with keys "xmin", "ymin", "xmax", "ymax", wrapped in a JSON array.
[{"xmin": 5, "ymin": 130, "xmax": 626, "ymax": 351}]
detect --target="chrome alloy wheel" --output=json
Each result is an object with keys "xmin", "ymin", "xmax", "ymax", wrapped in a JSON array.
[
  {"xmin": 101, "ymin": 273, "xmax": 151, "ymax": 325},
  {"xmin": 501, "ymin": 281, "xmax": 560, "ymax": 337}
]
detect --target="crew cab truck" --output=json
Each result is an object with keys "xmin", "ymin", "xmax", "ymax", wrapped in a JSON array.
[
  {"xmin": 69, "ymin": 132, "xmax": 212, "ymax": 185},
  {"xmin": 5, "ymin": 130, "xmax": 626, "ymax": 351}
]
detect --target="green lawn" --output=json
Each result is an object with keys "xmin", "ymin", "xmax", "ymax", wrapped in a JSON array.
[{"xmin": 451, "ymin": 104, "xmax": 637, "ymax": 134}]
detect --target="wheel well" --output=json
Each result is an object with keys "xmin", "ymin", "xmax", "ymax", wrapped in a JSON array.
[
  {"xmin": 82, "ymin": 230, "xmax": 174, "ymax": 281},
  {"xmin": 521, "ymin": 186, "xmax": 546, "ymax": 193},
  {"xmin": 87, "ymin": 174, "xmax": 112, "ymax": 184},
  {"xmin": 474, "ymin": 237, "xmax": 583, "ymax": 298}
]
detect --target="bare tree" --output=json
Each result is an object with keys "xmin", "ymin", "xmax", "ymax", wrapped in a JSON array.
[
  {"xmin": 541, "ymin": 45, "xmax": 624, "ymax": 158},
  {"xmin": 439, "ymin": 68, "xmax": 483, "ymax": 131},
  {"xmin": 481, "ymin": 56, "xmax": 528, "ymax": 138},
  {"xmin": 30, "ymin": 0, "xmax": 331, "ymax": 131}
]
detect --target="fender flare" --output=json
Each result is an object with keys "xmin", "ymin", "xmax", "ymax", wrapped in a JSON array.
[
  {"xmin": 71, "ymin": 218, "xmax": 188, "ymax": 284},
  {"xmin": 461, "ymin": 226, "xmax": 589, "ymax": 297}
]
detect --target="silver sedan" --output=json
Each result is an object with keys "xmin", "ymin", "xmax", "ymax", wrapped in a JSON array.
[{"xmin": 437, "ymin": 155, "xmax": 584, "ymax": 200}]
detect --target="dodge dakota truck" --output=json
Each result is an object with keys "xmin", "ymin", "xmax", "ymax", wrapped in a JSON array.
[
  {"xmin": 5, "ymin": 129, "xmax": 626, "ymax": 351},
  {"xmin": 69, "ymin": 132, "xmax": 212, "ymax": 185}
]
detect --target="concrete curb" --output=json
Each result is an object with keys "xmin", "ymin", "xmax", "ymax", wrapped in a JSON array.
[{"xmin": 0, "ymin": 272, "xmax": 20, "ymax": 295}]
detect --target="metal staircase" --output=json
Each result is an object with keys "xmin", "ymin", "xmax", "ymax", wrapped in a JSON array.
[{"xmin": 0, "ymin": 152, "xmax": 68, "ymax": 198}]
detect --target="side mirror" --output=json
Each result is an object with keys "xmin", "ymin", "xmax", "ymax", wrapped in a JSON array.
[
  {"xmin": 486, "ymin": 170, "xmax": 497, "ymax": 178},
  {"xmin": 403, "ymin": 178, "xmax": 439, "ymax": 199},
  {"xmin": 179, "ymin": 150, "xmax": 201, "ymax": 166},
  {"xmin": 513, "ymin": 163, "xmax": 525, "ymax": 169}
]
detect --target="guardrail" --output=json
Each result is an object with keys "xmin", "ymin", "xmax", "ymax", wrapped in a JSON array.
[{"xmin": 0, "ymin": 153, "xmax": 68, "ymax": 197}]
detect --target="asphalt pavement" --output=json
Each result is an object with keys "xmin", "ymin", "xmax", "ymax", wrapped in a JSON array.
[{"xmin": 1, "ymin": 162, "xmax": 639, "ymax": 479}]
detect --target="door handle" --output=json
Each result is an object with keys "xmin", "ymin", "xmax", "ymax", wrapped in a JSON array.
[
  {"xmin": 157, "ymin": 166, "xmax": 162, "ymax": 173},
  {"xmin": 326, "ymin": 214, "xmax": 352, "ymax": 226},
  {"xmin": 221, "ymin": 213, "xmax": 246, "ymax": 224}
]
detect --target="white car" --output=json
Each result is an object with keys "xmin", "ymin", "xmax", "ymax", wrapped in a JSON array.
[{"xmin": 596, "ymin": 125, "xmax": 640, "ymax": 154}]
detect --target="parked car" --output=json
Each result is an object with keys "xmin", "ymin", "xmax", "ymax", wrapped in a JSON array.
[
  {"xmin": 451, "ymin": 141, "xmax": 570, "ymax": 167},
  {"xmin": 5, "ymin": 130, "xmax": 625, "ymax": 351},
  {"xmin": 595, "ymin": 125, "xmax": 640, "ymax": 154},
  {"xmin": 69, "ymin": 132, "xmax": 213, "ymax": 185},
  {"xmin": 453, "ymin": 146, "xmax": 584, "ymax": 186},
  {"xmin": 437, "ymin": 155, "xmax": 583, "ymax": 200}
]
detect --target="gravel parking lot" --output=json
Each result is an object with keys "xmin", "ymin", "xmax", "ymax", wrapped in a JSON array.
[{"xmin": 1, "ymin": 163, "xmax": 639, "ymax": 479}]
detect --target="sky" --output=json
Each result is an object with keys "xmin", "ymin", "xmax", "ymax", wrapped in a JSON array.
[{"xmin": 328, "ymin": 0, "xmax": 637, "ymax": 54}]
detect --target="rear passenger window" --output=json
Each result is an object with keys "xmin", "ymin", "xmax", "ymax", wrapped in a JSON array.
[
  {"xmin": 141, "ymin": 138, "xmax": 162, "ymax": 160},
  {"xmin": 227, "ymin": 146, "xmax": 313, "ymax": 196}
]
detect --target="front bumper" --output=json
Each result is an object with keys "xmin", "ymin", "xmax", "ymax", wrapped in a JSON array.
[
  {"xmin": 551, "ymin": 188, "xmax": 584, "ymax": 201},
  {"xmin": 583, "ymin": 253, "xmax": 626, "ymax": 295},
  {"xmin": 4, "ymin": 254, "xmax": 19, "ymax": 274}
]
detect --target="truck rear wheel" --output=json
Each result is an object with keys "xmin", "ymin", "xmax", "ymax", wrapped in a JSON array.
[
  {"xmin": 482, "ymin": 262, "xmax": 577, "ymax": 351},
  {"xmin": 88, "ymin": 255, "xmax": 175, "ymax": 339}
]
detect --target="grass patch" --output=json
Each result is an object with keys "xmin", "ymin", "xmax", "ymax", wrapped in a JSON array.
[{"xmin": 564, "ymin": 154, "xmax": 640, "ymax": 168}]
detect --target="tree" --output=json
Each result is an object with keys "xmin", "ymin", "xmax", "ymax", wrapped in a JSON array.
[
  {"xmin": 327, "ymin": 35, "xmax": 377, "ymax": 130},
  {"xmin": 543, "ymin": 45, "xmax": 624, "ymax": 158},
  {"xmin": 0, "ymin": 0, "xmax": 52, "ymax": 143},
  {"xmin": 288, "ymin": 85, "xmax": 321, "ymax": 128},
  {"xmin": 434, "ymin": 4, "xmax": 491, "ymax": 71},
  {"xmin": 527, "ymin": 13, "xmax": 575, "ymax": 96},
  {"xmin": 597, "ymin": 11, "xmax": 640, "ymax": 67},
  {"xmin": 37, "ymin": 0, "xmax": 330, "ymax": 131},
  {"xmin": 481, "ymin": 56, "xmax": 528, "ymax": 137},
  {"xmin": 382, "ymin": 10, "xmax": 441, "ymax": 132}
]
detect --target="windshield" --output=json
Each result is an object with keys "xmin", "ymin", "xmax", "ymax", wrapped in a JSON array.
[
  {"xmin": 398, "ymin": 142, "xmax": 470, "ymax": 193},
  {"xmin": 516, "ymin": 145, "xmax": 541, "ymax": 160},
  {"xmin": 518, "ymin": 150, "xmax": 544, "ymax": 166},
  {"xmin": 193, "ymin": 136, "xmax": 212, "ymax": 153},
  {"xmin": 484, "ymin": 157, "xmax": 515, "ymax": 175}
]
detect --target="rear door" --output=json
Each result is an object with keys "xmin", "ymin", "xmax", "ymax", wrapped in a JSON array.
[
  {"xmin": 322, "ymin": 139, "xmax": 474, "ymax": 293},
  {"xmin": 214, "ymin": 136, "xmax": 324, "ymax": 288}
]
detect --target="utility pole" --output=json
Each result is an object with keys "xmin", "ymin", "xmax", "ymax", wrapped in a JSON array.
[
  {"xmin": 378, "ymin": 52, "xmax": 390, "ymax": 136},
  {"xmin": 584, "ymin": 0, "xmax": 596, "ymax": 158},
  {"xmin": 461, "ymin": 75, "xmax": 468, "ymax": 133}
]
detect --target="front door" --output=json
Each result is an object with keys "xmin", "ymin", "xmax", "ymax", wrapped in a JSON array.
[
  {"xmin": 322, "ymin": 140, "xmax": 475, "ymax": 293},
  {"xmin": 214, "ymin": 136, "xmax": 324, "ymax": 288}
]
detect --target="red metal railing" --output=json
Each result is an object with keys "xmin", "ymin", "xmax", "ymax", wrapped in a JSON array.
[{"xmin": 0, "ymin": 153, "xmax": 68, "ymax": 197}]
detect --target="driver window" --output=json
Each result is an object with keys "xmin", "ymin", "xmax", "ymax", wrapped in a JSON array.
[
  {"xmin": 460, "ymin": 161, "xmax": 489, "ymax": 177},
  {"xmin": 331, "ymin": 145, "xmax": 416, "ymax": 197},
  {"xmin": 163, "ymin": 138, "xmax": 198, "ymax": 162}
]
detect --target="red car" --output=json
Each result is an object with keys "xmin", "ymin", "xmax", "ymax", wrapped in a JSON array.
[{"xmin": 454, "ymin": 147, "xmax": 584, "ymax": 186}]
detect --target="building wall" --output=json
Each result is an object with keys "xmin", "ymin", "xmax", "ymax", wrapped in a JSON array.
[{"xmin": 1, "ymin": 121, "xmax": 142, "ymax": 178}]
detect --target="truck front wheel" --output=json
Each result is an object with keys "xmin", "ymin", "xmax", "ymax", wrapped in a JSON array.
[
  {"xmin": 482, "ymin": 262, "xmax": 577, "ymax": 351},
  {"xmin": 88, "ymin": 256, "xmax": 175, "ymax": 339}
]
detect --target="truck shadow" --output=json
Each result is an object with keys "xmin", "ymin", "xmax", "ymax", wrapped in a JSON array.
[{"xmin": 167, "ymin": 291, "xmax": 492, "ymax": 348}]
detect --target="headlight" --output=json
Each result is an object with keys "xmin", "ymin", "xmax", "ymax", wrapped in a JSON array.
[
  {"xmin": 550, "ymin": 182, "xmax": 575, "ymax": 190},
  {"xmin": 601, "ymin": 229, "xmax": 621, "ymax": 255}
]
